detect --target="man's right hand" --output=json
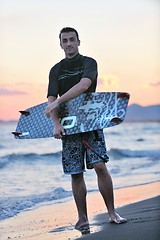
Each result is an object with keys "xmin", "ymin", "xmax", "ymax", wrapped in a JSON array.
[{"xmin": 53, "ymin": 123, "xmax": 65, "ymax": 139}]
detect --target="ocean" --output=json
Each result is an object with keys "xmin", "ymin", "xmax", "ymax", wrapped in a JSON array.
[{"xmin": 0, "ymin": 121, "xmax": 159, "ymax": 221}]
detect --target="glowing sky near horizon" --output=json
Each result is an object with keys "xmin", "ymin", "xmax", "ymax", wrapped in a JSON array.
[{"xmin": 0, "ymin": 0, "xmax": 159, "ymax": 120}]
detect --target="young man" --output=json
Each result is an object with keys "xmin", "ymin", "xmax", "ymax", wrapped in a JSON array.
[{"xmin": 45, "ymin": 27, "xmax": 127, "ymax": 234}]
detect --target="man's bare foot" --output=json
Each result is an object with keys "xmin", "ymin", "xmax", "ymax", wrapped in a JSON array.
[
  {"xmin": 75, "ymin": 221, "xmax": 90, "ymax": 235},
  {"xmin": 109, "ymin": 213, "xmax": 127, "ymax": 224}
]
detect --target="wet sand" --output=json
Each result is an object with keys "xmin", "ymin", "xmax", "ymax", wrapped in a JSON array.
[
  {"xmin": 78, "ymin": 196, "xmax": 160, "ymax": 240},
  {"xmin": 0, "ymin": 181, "xmax": 159, "ymax": 240}
]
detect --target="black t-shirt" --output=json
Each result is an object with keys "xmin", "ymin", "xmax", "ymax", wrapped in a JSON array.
[{"xmin": 47, "ymin": 53, "xmax": 98, "ymax": 98}]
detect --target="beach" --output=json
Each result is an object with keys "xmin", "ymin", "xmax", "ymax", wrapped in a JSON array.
[
  {"xmin": 0, "ymin": 181, "xmax": 159, "ymax": 240},
  {"xmin": 0, "ymin": 121, "xmax": 160, "ymax": 239}
]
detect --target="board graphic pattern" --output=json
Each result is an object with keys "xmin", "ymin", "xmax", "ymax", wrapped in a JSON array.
[{"xmin": 12, "ymin": 92, "xmax": 130, "ymax": 139}]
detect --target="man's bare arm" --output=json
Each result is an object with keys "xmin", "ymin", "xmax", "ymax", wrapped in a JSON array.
[
  {"xmin": 58, "ymin": 77, "xmax": 92, "ymax": 104},
  {"xmin": 47, "ymin": 96, "xmax": 59, "ymax": 122},
  {"xmin": 45, "ymin": 78, "xmax": 92, "ymax": 114},
  {"xmin": 46, "ymin": 96, "xmax": 65, "ymax": 139}
]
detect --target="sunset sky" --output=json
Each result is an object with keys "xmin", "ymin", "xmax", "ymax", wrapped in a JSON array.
[{"xmin": 0, "ymin": 0, "xmax": 159, "ymax": 120}]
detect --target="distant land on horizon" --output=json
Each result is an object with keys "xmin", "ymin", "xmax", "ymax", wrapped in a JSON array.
[
  {"xmin": 0, "ymin": 104, "xmax": 160, "ymax": 122},
  {"xmin": 125, "ymin": 104, "xmax": 160, "ymax": 122}
]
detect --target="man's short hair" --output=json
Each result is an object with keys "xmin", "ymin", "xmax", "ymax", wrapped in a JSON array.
[{"xmin": 59, "ymin": 27, "xmax": 79, "ymax": 41}]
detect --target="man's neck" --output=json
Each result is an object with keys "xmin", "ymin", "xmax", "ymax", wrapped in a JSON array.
[{"xmin": 66, "ymin": 52, "xmax": 79, "ymax": 59}]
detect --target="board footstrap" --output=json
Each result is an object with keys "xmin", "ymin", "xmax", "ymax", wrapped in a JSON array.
[
  {"xmin": 19, "ymin": 111, "xmax": 30, "ymax": 116},
  {"xmin": 12, "ymin": 131, "xmax": 30, "ymax": 137}
]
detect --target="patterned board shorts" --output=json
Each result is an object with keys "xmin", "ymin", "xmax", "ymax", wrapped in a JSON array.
[{"xmin": 61, "ymin": 129, "xmax": 109, "ymax": 174}]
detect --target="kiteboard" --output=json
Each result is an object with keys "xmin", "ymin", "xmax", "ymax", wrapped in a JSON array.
[{"xmin": 12, "ymin": 92, "xmax": 130, "ymax": 139}]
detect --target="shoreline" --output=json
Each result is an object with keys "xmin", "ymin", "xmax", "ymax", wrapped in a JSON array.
[
  {"xmin": 0, "ymin": 180, "xmax": 158, "ymax": 222},
  {"xmin": 0, "ymin": 181, "xmax": 160, "ymax": 240}
]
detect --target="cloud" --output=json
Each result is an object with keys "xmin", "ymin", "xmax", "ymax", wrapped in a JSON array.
[
  {"xmin": 0, "ymin": 89, "xmax": 27, "ymax": 95},
  {"xmin": 150, "ymin": 81, "xmax": 160, "ymax": 87},
  {"xmin": 98, "ymin": 74, "xmax": 120, "ymax": 89}
]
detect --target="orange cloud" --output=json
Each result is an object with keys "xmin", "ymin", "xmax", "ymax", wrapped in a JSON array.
[
  {"xmin": 97, "ymin": 74, "xmax": 120, "ymax": 91},
  {"xmin": 0, "ymin": 88, "xmax": 27, "ymax": 95},
  {"xmin": 150, "ymin": 81, "xmax": 160, "ymax": 87}
]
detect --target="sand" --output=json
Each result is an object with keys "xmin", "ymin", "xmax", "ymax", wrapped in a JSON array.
[
  {"xmin": 0, "ymin": 181, "xmax": 159, "ymax": 240},
  {"xmin": 78, "ymin": 196, "xmax": 160, "ymax": 240}
]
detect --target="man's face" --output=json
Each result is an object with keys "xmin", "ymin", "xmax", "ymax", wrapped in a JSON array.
[{"xmin": 60, "ymin": 31, "xmax": 80, "ymax": 58}]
